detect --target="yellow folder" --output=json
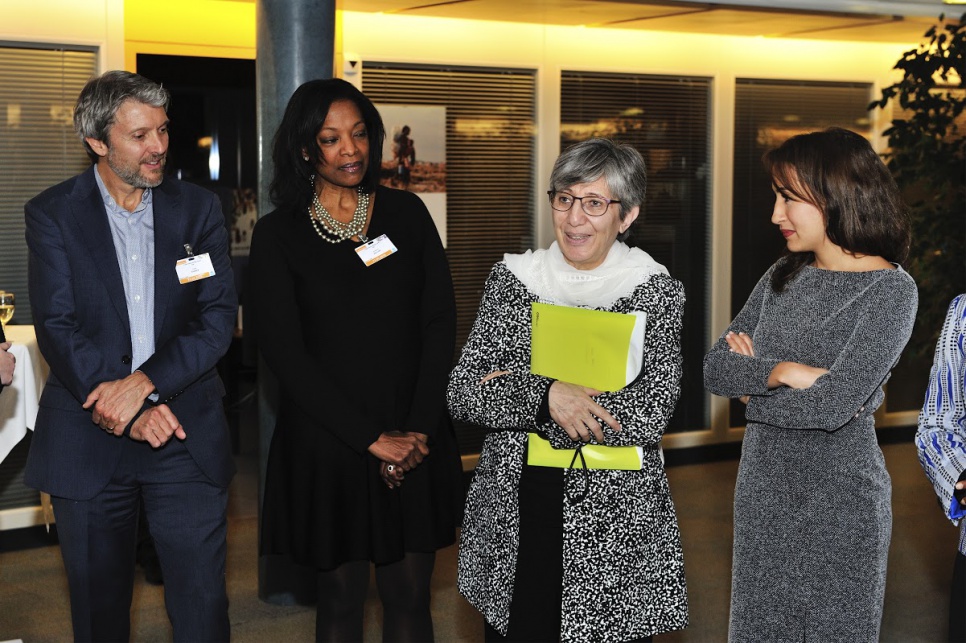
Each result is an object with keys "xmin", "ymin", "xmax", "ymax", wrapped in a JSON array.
[
  {"xmin": 530, "ymin": 302, "xmax": 636, "ymax": 392},
  {"xmin": 528, "ymin": 302, "xmax": 642, "ymax": 470}
]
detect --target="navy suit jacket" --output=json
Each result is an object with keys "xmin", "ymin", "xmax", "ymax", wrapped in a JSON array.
[{"xmin": 24, "ymin": 166, "xmax": 237, "ymax": 500}]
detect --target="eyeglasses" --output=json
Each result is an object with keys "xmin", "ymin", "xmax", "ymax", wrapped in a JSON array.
[{"xmin": 547, "ymin": 190, "xmax": 621, "ymax": 217}]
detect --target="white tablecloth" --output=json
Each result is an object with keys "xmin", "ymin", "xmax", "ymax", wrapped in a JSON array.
[{"xmin": 0, "ymin": 325, "xmax": 48, "ymax": 464}]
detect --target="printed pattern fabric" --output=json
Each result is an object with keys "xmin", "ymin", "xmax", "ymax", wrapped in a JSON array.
[
  {"xmin": 916, "ymin": 293, "xmax": 966, "ymax": 554},
  {"xmin": 449, "ymin": 262, "xmax": 688, "ymax": 642}
]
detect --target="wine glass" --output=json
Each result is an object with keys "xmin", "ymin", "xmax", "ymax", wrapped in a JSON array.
[{"xmin": 0, "ymin": 291, "xmax": 15, "ymax": 326}]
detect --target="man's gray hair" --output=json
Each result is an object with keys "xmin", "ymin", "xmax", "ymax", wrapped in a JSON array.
[
  {"xmin": 549, "ymin": 138, "xmax": 647, "ymax": 240},
  {"xmin": 74, "ymin": 70, "xmax": 170, "ymax": 163}
]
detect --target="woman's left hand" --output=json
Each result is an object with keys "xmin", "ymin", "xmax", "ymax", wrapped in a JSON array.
[
  {"xmin": 726, "ymin": 331, "xmax": 755, "ymax": 357},
  {"xmin": 726, "ymin": 332, "xmax": 754, "ymax": 404},
  {"xmin": 380, "ymin": 461, "xmax": 405, "ymax": 489},
  {"xmin": 548, "ymin": 381, "xmax": 621, "ymax": 443}
]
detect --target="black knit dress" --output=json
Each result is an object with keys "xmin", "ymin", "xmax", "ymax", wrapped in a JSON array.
[
  {"xmin": 704, "ymin": 261, "xmax": 917, "ymax": 642},
  {"xmin": 250, "ymin": 186, "xmax": 463, "ymax": 570}
]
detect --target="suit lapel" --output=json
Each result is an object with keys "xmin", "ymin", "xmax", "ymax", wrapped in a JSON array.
[
  {"xmin": 152, "ymin": 179, "xmax": 184, "ymax": 339},
  {"xmin": 69, "ymin": 168, "xmax": 130, "ymax": 333}
]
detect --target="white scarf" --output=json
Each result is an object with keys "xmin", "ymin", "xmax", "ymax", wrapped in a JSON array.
[{"xmin": 503, "ymin": 241, "xmax": 669, "ymax": 309}]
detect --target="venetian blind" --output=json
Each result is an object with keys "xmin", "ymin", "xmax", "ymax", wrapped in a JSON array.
[
  {"xmin": 362, "ymin": 63, "xmax": 537, "ymax": 454},
  {"xmin": 0, "ymin": 46, "xmax": 96, "ymax": 514},
  {"xmin": 560, "ymin": 71, "xmax": 713, "ymax": 432},
  {"xmin": 0, "ymin": 45, "xmax": 97, "ymax": 326},
  {"xmin": 731, "ymin": 78, "xmax": 873, "ymax": 319}
]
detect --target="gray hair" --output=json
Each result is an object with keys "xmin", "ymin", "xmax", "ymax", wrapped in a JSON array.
[
  {"xmin": 74, "ymin": 70, "xmax": 170, "ymax": 163},
  {"xmin": 549, "ymin": 138, "xmax": 647, "ymax": 241}
]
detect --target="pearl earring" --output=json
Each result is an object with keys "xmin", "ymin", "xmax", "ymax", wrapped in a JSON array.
[{"xmin": 303, "ymin": 155, "xmax": 310, "ymax": 162}]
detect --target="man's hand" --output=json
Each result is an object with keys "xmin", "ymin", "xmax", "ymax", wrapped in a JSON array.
[
  {"xmin": 128, "ymin": 404, "xmax": 185, "ymax": 448},
  {"xmin": 83, "ymin": 371, "xmax": 156, "ymax": 435},
  {"xmin": 0, "ymin": 342, "xmax": 14, "ymax": 386}
]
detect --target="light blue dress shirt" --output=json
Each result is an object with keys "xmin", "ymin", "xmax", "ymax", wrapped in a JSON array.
[{"xmin": 94, "ymin": 167, "xmax": 156, "ymax": 373}]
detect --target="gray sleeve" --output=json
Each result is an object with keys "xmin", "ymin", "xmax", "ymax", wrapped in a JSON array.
[
  {"xmin": 703, "ymin": 267, "xmax": 782, "ymax": 399},
  {"xmin": 745, "ymin": 272, "xmax": 918, "ymax": 431}
]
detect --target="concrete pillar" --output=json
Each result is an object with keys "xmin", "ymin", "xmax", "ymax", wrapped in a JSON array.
[{"xmin": 255, "ymin": 0, "xmax": 336, "ymax": 604}]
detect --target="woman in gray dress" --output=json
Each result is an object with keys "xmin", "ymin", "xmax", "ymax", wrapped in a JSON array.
[
  {"xmin": 704, "ymin": 127, "xmax": 917, "ymax": 642},
  {"xmin": 450, "ymin": 138, "xmax": 688, "ymax": 642}
]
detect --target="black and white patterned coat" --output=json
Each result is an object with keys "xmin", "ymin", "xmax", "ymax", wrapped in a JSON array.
[{"xmin": 448, "ymin": 262, "xmax": 689, "ymax": 642}]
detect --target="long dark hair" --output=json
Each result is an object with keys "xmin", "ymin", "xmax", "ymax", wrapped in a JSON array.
[
  {"xmin": 764, "ymin": 127, "xmax": 910, "ymax": 292},
  {"xmin": 269, "ymin": 78, "xmax": 385, "ymax": 212}
]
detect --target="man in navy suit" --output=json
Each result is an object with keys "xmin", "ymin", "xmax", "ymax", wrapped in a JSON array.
[{"xmin": 24, "ymin": 70, "xmax": 236, "ymax": 642}]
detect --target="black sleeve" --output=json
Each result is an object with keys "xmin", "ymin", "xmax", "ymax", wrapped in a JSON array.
[
  {"xmin": 0, "ymin": 322, "xmax": 6, "ymax": 394},
  {"xmin": 956, "ymin": 469, "xmax": 966, "ymax": 504}
]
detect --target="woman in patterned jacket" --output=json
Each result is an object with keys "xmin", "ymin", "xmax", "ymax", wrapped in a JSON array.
[{"xmin": 448, "ymin": 138, "xmax": 688, "ymax": 642}]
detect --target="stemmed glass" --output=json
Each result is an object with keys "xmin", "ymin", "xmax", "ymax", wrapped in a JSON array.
[{"xmin": 0, "ymin": 291, "xmax": 15, "ymax": 326}]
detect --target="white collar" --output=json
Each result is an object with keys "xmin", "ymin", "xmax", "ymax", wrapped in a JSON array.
[{"xmin": 503, "ymin": 241, "xmax": 668, "ymax": 309}]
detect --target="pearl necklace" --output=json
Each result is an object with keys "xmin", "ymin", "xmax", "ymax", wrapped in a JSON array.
[{"xmin": 308, "ymin": 180, "xmax": 370, "ymax": 244}]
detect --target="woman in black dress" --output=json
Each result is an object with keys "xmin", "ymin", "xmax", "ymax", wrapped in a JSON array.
[{"xmin": 250, "ymin": 78, "xmax": 463, "ymax": 642}]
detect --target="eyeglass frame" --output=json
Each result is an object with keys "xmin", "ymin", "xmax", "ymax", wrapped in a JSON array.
[{"xmin": 547, "ymin": 190, "xmax": 622, "ymax": 218}]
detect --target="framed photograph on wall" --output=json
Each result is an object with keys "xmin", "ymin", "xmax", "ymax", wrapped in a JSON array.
[{"xmin": 375, "ymin": 104, "xmax": 448, "ymax": 246}]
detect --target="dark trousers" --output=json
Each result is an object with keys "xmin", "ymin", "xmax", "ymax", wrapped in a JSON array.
[
  {"xmin": 52, "ymin": 437, "xmax": 229, "ymax": 643},
  {"xmin": 952, "ymin": 551, "xmax": 965, "ymax": 643},
  {"xmin": 484, "ymin": 465, "xmax": 564, "ymax": 643}
]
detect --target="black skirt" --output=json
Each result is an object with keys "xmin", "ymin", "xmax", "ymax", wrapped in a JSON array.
[{"xmin": 260, "ymin": 401, "xmax": 464, "ymax": 570}]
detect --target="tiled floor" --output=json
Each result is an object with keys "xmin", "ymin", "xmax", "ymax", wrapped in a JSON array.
[{"xmin": 0, "ymin": 437, "xmax": 956, "ymax": 642}]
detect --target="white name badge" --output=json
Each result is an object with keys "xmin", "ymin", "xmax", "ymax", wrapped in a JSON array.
[
  {"xmin": 176, "ymin": 253, "xmax": 216, "ymax": 284},
  {"xmin": 355, "ymin": 234, "xmax": 398, "ymax": 267}
]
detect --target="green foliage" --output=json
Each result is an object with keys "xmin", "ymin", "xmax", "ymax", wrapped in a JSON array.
[{"xmin": 870, "ymin": 13, "xmax": 966, "ymax": 358}]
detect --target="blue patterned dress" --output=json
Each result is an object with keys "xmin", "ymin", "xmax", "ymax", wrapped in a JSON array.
[{"xmin": 916, "ymin": 294, "xmax": 966, "ymax": 555}]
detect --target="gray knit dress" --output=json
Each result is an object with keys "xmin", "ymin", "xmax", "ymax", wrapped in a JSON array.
[{"xmin": 703, "ymin": 260, "xmax": 917, "ymax": 642}]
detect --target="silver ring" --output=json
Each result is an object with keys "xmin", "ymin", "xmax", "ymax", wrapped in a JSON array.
[{"xmin": 387, "ymin": 464, "xmax": 395, "ymax": 473}]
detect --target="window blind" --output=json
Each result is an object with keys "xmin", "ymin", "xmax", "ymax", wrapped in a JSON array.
[
  {"xmin": 0, "ymin": 45, "xmax": 97, "ymax": 326},
  {"xmin": 363, "ymin": 63, "xmax": 537, "ymax": 454},
  {"xmin": 560, "ymin": 71, "xmax": 713, "ymax": 432},
  {"xmin": 0, "ymin": 45, "xmax": 96, "ymax": 514},
  {"xmin": 732, "ymin": 78, "xmax": 873, "ymax": 317}
]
